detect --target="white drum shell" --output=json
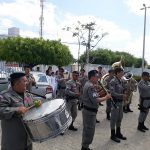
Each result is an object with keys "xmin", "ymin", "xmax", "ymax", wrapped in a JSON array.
[{"xmin": 23, "ymin": 99, "xmax": 72, "ymax": 142}]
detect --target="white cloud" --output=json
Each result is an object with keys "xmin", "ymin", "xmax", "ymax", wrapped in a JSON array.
[
  {"xmin": 0, "ymin": 18, "xmax": 13, "ymax": 33},
  {"xmin": 0, "ymin": 0, "xmax": 150, "ymax": 64},
  {"xmin": 20, "ymin": 30, "xmax": 39, "ymax": 38},
  {"xmin": 125, "ymin": 35, "xmax": 150, "ymax": 63}
]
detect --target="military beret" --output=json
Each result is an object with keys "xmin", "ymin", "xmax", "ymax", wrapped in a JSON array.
[
  {"xmin": 108, "ymin": 69, "xmax": 114, "ymax": 73},
  {"xmin": 98, "ymin": 65, "xmax": 102, "ymax": 69},
  {"xmin": 88, "ymin": 70, "xmax": 98, "ymax": 79},
  {"xmin": 142, "ymin": 72, "xmax": 149, "ymax": 77},
  {"xmin": 10, "ymin": 72, "xmax": 26, "ymax": 80},
  {"xmin": 72, "ymin": 71, "xmax": 79, "ymax": 75},
  {"xmin": 114, "ymin": 67, "xmax": 124, "ymax": 74}
]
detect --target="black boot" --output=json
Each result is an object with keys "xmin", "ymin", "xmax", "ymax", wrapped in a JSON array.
[
  {"xmin": 116, "ymin": 127, "xmax": 127, "ymax": 140},
  {"xmin": 137, "ymin": 122, "xmax": 146, "ymax": 132},
  {"xmin": 96, "ymin": 119, "xmax": 100, "ymax": 123},
  {"xmin": 110, "ymin": 129, "xmax": 120, "ymax": 143},
  {"xmin": 141, "ymin": 122, "xmax": 149, "ymax": 130},
  {"xmin": 81, "ymin": 146, "xmax": 92, "ymax": 150},
  {"xmin": 99, "ymin": 102, "xmax": 103, "ymax": 106},
  {"xmin": 69, "ymin": 121, "xmax": 78, "ymax": 131},
  {"xmin": 106, "ymin": 113, "xmax": 111, "ymax": 120},
  {"xmin": 126, "ymin": 105, "xmax": 133, "ymax": 112},
  {"xmin": 123, "ymin": 106, "xmax": 128, "ymax": 113},
  {"xmin": 78, "ymin": 103, "xmax": 81, "ymax": 110}
]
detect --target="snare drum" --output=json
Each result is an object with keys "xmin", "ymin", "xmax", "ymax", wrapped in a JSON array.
[{"xmin": 23, "ymin": 99, "xmax": 72, "ymax": 142}]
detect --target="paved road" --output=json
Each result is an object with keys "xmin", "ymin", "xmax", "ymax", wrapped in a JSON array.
[{"xmin": 1, "ymin": 91, "xmax": 150, "ymax": 150}]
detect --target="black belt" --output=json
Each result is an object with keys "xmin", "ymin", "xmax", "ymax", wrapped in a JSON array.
[
  {"xmin": 83, "ymin": 105, "xmax": 98, "ymax": 113},
  {"xmin": 112, "ymin": 98, "xmax": 123, "ymax": 102},
  {"xmin": 60, "ymin": 87, "xmax": 66, "ymax": 89}
]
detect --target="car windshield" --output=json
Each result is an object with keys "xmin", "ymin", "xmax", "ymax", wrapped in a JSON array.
[{"xmin": 34, "ymin": 74, "xmax": 48, "ymax": 83}]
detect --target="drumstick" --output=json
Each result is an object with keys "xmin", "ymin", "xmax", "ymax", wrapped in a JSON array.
[
  {"xmin": 27, "ymin": 104, "xmax": 35, "ymax": 110},
  {"xmin": 26, "ymin": 100, "xmax": 42, "ymax": 111}
]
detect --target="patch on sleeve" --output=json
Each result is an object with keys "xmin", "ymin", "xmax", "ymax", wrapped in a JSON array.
[
  {"xmin": 93, "ymin": 92, "xmax": 97, "ymax": 98},
  {"xmin": 0, "ymin": 95, "xmax": 3, "ymax": 100}
]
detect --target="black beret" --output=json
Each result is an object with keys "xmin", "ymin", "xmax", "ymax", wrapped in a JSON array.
[
  {"xmin": 98, "ymin": 65, "xmax": 102, "ymax": 69},
  {"xmin": 142, "ymin": 72, "xmax": 149, "ymax": 77},
  {"xmin": 24, "ymin": 64, "xmax": 31, "ymax": 68},
  {"xmin": 88, "ymin": 70, "xmax": 98, "ymax": 79},
  {"xmin": 114, "ymin": 67, "xmax": 124, "ymax": 74},
  {"xmin": 108, "ymin": 69, "xmax": 114, "ymax": 73},
  {"xmin": 72, "ymin": 71, "xmax": 79, "ymax": 75},
  {"xmin": 10, "ymin": 72, "xmax": 26, "ymax": 80}
]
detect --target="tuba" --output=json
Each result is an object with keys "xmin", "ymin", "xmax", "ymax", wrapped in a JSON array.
[{"xmin": 112, "ymin": 56, "xmax": 124, "ymax": 70}]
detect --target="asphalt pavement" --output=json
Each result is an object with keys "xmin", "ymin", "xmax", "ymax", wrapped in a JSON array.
[{"xmin": 0, "ymin": 91, "xmax": 150, "ymax": 150}]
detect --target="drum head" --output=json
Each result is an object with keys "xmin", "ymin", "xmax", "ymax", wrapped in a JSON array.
[{"xmin": 23, "ymin": 99, "xmax": 65, "ymax": 121}]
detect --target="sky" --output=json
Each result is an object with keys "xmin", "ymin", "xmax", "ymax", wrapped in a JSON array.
[{"xmin": 0, "ymin": 0, "xmax": 150, "ymax": 64}]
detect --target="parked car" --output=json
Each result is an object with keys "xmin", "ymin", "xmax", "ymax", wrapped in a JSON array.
[
  {"xmin": 30, "ymin": 72, "xmax": 53, "ymax": 100},
  {"xmin": 0, "ymin": 71, "xmax": 9, "ymax": 92}
]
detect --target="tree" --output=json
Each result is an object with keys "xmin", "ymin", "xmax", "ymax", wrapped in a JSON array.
[
  {"xmin": 63, "ymin": 21, "xmax": 108, "ymax": 69},
  {"xmin": 0, "ymin": 37, "xmax": 73, "ymax": 67},
  {"xmin": 79, "ymin": 48, "xmax": 148, "ymax": 67}
]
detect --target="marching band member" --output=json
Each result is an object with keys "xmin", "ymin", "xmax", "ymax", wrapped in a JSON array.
[
  {"xmin": 81, "ymin": 70, "xmax": 111, "ymax": 150},
  {"xmin": 24, "ymin": 65, "xmax": 36, "ymax": 92},
  {"xmin": 137, "ymin": 72, "xmax": 150, "ymax": 132},
  {"xmin": 57, "ymin": 68, "xmax": 67, "ymax": 98},
  {"xmin": 109, "ymin": 68, "xmax": 127, "ymax": 143},
  {"xmin": 102, "ymin": 69, "xmax": 115, "ymax": 120},
  {"xmin": 65, "ymin": 71, "xmax": 80, "ymax": 131},
  {"xmin": 0, "ymin": 72, "xmax": 39, "ymax": 150},
  {"xmin": 123, "ymin": 73, "xmax": 137, "ymax": 113},
  {"xmin": 78, "ymin": 68, "xmax": 88, "ymax": 110}
]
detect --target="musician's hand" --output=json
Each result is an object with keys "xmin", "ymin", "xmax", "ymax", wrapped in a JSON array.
[
  {"xmin": 105, "ymin": 93, "xmax": 112, "ymax": 100},
  {"xmin": 123, "ymin": 94, "xmax": 128, "ymax": 101},
  {"xmin": 75, "ymin": 92, "xmax": 80, "ymax": 97},
  {"xmin": 18, "ymin": 106, "xmax": 27, "ymax": 114}
]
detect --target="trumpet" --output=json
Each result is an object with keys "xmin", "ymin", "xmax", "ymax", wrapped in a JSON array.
[{"xmin": 98, "ymin": 80, "xmax": 118, "ymax": 109}]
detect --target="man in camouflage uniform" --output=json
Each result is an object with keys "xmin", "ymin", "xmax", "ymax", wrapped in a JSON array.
[
  {"xmin": 78, "ymin": 69, "xmax": 88, "ymax": 110},
  {"xmin": 57, "ymin": 68, "xmax": 67, "ymax": 98},
  {"xmin": 137, "ymin": 72, "xmax": 150, "ymax": 132},
  {"xmin": 0, "ymin": 72, "xmax": 37, "ymax": 150},
  {"xmin": 102, "ymin": 69, "xmax": 114, "ymax": 120},
  {"xmin": 109, "ymin": 68, "xmax": 127, "ymax": 143},
  {"xmin": 123, "ymin": 73, "xmax": 137, "ymax": 113},
  {"xmin": 81, "ymin": 70, "xmax": 111, "ymax": 150},
  {"xmin": 24, "ymin": 65, "xmax": 36, "ymax": 92},
  {"xmin": 65, "ymin": 71, "xmax": 80, "ymax": 131}
]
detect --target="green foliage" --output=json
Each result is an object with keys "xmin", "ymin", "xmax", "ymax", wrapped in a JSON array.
[
  {"xmin": 79, "ymin": 48, "xmax": 148, "ymax": 67},
  {"xmin": 0, "ymin": 37, "xmax": 73, "ymax": 66}
]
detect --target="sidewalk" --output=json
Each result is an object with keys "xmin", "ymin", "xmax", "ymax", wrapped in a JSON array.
[{"xmin": 33, "ymin": 91, "xmax": 150, "ymax": 150}]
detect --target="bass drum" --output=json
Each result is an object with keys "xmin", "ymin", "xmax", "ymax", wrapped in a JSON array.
[{"xmin": 23, "ymin": 99, "xmax": 72, "ymax": 142}]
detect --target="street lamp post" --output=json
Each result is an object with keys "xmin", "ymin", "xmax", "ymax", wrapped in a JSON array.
[{"xmin": 141, "ymin": 4, "xmax": 150, "ymax": 73}]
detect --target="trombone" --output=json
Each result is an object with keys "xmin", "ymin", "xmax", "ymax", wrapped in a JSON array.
[{"xmin": 98, "ymin": 80, "xmax": 118, "ymax": 109}]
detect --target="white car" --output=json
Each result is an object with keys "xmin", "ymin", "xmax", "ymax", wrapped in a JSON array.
[
  {"xmin": 0, "ymin": 72, "xmax": 9, "ymax": 92},
  {"xmin": 30, "ymin": 72, "xmax": 53, "ymax": 100}
]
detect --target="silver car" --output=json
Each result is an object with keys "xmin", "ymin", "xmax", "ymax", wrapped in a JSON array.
[
  {"xmin": 0, "ymin": 72, "xmax": 9, "ymax": 92},
  {"xmin": 30, "ymin": 72, "xmax": 53, "ymax": 100}
]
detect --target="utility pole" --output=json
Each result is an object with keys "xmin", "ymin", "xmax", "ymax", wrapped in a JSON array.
[
  {"xmin": 85, "ymin": 23, "xmax": 94, "ymax": 65},
  {"xmin": 141, "ymin": 4, "xmax": 150, "ymax": 73},
  {"xmin": 40, "ymin": 0, "xmax": 44, "ymax": 38}
]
